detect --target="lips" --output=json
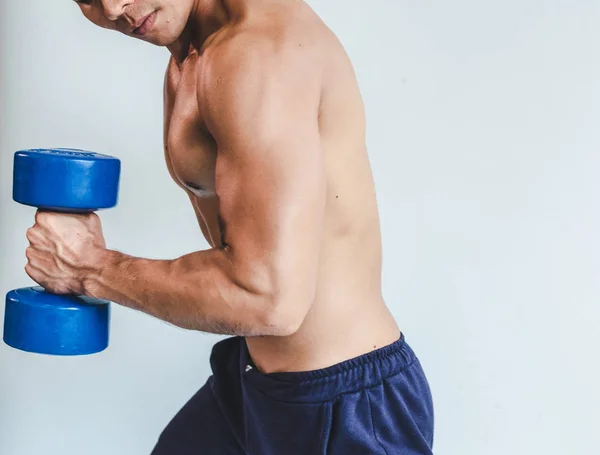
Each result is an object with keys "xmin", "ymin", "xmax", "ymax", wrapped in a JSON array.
[{"xmin": 132, "ymin": 11, "xmax": 158, "ymax": 36}]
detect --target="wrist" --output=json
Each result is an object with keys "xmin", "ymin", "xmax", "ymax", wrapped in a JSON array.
[{"xmin": 82, "ymin": 246, "xmax": 119, "ymax": 299}]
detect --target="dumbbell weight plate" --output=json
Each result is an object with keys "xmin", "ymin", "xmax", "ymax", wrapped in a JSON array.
[
  {"xmin": 13, "ymin": 148, "xmax": 121, "ymax": 212},
  {"xmin": 4, "ymin": 287, "xmax": 110, "ymax": 356}
]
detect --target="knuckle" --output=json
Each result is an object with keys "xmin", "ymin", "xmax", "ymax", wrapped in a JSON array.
[
  {"xmin": 35, "ymin": 211, "xmax": 50, "ymax": 224},
  {"xmin": 87, "ymin": 212, "xmax": 100, "ymax": 226}
]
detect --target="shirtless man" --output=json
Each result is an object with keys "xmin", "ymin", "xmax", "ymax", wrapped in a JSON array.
[{"xmin": 25, "ymin": 0, "xmax": 434, "ymax": 453}]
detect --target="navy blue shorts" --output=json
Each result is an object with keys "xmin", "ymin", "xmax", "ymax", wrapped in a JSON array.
[{"xmin": 151, "ymin": 333, "xmax": 434, "ymax": 454}]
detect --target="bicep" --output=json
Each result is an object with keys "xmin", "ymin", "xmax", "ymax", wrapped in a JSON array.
[{"xmin": 215, "ymin": 112, "xmax": 325, "ymax": 296}]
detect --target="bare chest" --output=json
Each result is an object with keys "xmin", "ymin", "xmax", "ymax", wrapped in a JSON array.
[{"xmin": 164, "ymin": 53, "xmax": 217, "ymax": 198}]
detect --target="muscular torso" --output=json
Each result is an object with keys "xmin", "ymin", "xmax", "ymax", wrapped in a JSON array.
[{"xmin": 164, "ymin": 0, "xmax": 399, "ymax": 373}]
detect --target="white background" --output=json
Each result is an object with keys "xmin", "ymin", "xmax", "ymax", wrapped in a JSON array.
[{"xmin": 1, "ymin": 1, "xmax": 598, "ymax": 454}]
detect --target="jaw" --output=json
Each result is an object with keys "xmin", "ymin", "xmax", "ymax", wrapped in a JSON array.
[{"xmin": 128, "ymin": 6, "xmax": 195, "ymax": 51}]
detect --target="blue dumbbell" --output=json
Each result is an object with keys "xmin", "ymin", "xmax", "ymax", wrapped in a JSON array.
[{"xmin": 3, "ymin": 148, "xmax": 121, "ymax": 356}]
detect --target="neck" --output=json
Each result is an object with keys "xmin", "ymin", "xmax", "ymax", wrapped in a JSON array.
[{"xmin": 167, "ymin": 0, "xmax": 231, "ymax": 63}]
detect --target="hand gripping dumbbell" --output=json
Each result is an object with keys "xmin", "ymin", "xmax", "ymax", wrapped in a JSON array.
[{"xmin": 3, "ymin": 148, "xmax": 121, "ymax": 356}]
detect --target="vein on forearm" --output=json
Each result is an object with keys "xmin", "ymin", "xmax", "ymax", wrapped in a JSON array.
[{"xmin": 91, "ymin": 248, "xmax": 271, "ymax": 336}]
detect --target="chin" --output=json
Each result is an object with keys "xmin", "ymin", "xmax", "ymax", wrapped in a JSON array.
[
  {"xmin": 146, "ymin": 21, "xmax": 187, "ymax": 47},
  {"xmin": 128, "ymin": 28, "xmax": 177, "ymax": 46},
  {"xmin": 146, "ymin": 34, "xmax": 178, "ymax": 46}
]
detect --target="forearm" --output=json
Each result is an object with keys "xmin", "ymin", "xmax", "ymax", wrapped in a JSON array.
[{"xmin": 85, "ymin": 247, "xmax": 278, "ymax": 336}]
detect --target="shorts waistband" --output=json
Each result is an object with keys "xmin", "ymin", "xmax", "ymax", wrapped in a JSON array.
[{"xmin": 239, "ymin": 332, "xmax": 416, "ymax": 403}]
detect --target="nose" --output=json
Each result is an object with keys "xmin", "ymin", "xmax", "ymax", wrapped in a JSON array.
[{"xmin": 100, "ymin": 0, "xmax": 134, "ymax": 21}]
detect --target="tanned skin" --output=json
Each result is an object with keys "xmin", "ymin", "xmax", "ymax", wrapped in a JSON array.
[{"xmin": 25, "ymin": 0, "xmax": 400, "ymax": 373}]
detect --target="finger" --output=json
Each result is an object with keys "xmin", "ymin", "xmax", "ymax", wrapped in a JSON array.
[
  {"xmin": 24, "ymin": 264, "xmax": 71, "ymax": 295},
  {"xmin": 34, "ymin": 210, "xmax": 44, "ymax": 227},
  {"xmin": 26, "ymin": 226, "xmax": 55, "ymax": 250},
  {"xmin": 26, "ymin": 226, "xmax": 37, "ymax": 243},
  {"xmin": 26, "ymin": 225, "xmax": 47, "ymax": 242},
  {"xmin": 25, "ymin": 247, "xmax": 51, "ymax": 270},
  {"xmin": 29, "ymin": 240, "xmax": 54, "ymax": 254},
  {"xmin": 24, "ymin": 263, "xmax": 48, "ymax": 285},
  {"xmin": 27, "ymin": 247, "xmax": 72, "ymax": 280}
]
